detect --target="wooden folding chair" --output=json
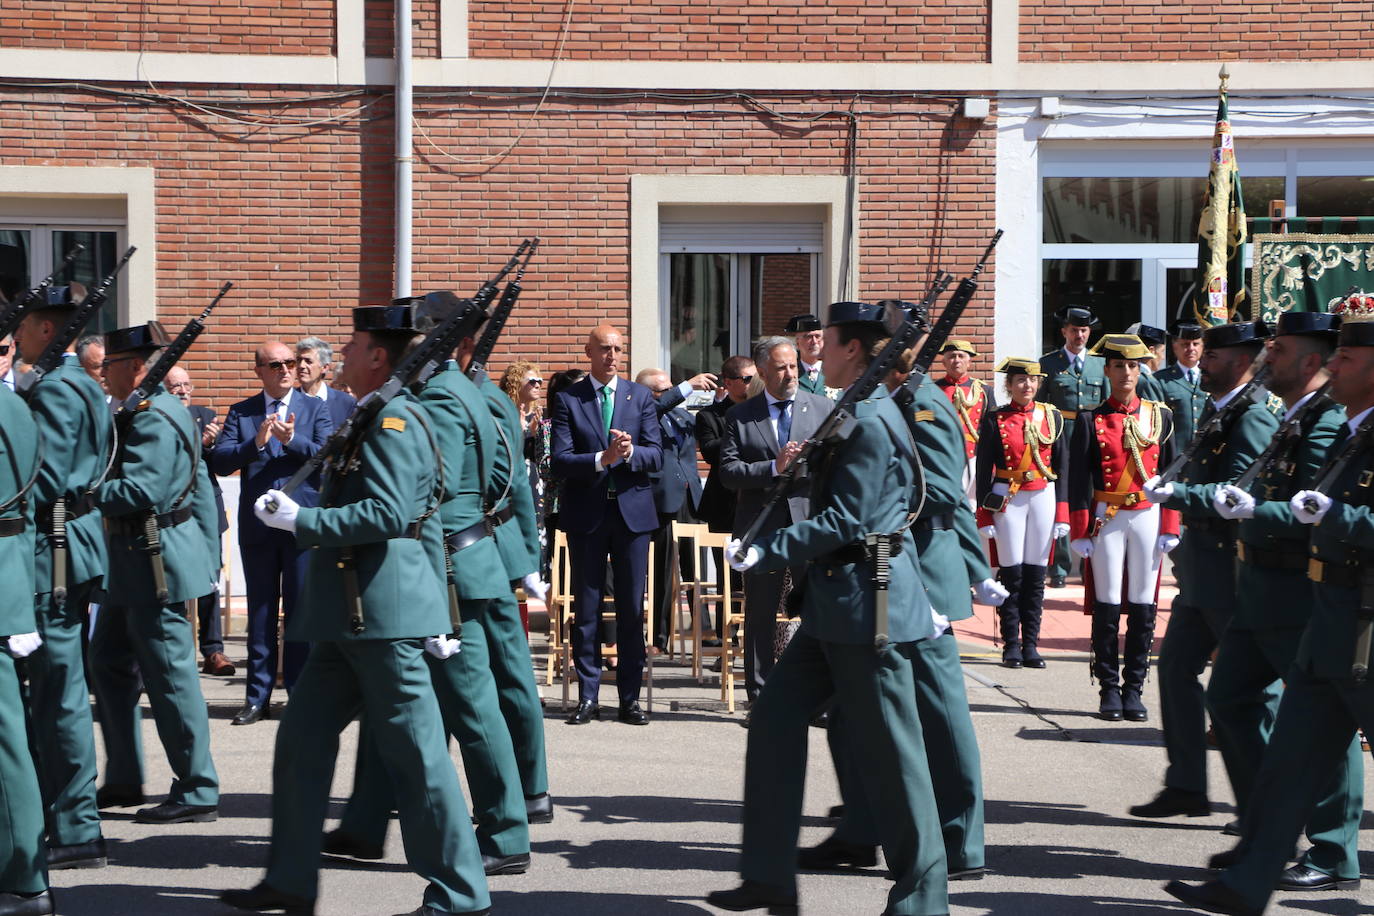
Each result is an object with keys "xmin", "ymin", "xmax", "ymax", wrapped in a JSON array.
[
  {"xmin": 688, "ymin": 528, "xmax": 746, "ymax": 712},
  {"xmin": 668, "ymin": 521, "xmax": 714, "ymax": 661},
  {"xmin": 558, "ymin": 539, "xmax": 656, "ymax": 714},
  {"xmin": 544, "ymin": 530, "xmax": 575, "ymax": 687}
]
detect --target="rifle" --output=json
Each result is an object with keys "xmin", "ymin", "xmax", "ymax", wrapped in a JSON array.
[
  {"xmin": 466, "ymin": 238, "xmax": 539, "ymax": 382},
  {"xmin": 1223, "ymin": 382, "xmax": 1332, "ymax": 504},
  {"xmin": 909, "ymin": 230, "xmax": 1002, "ymax": 375},
  {"xmin": 1157, "ymin": 356, "xmax": 1271, "ymax": 485},
  {"xmin": 18, "ymin": 246, "xmax": 137, "ymax": 397},
  {"xmin": 0, "ymin": 244, "xmax": 85, "ymax": 343}
]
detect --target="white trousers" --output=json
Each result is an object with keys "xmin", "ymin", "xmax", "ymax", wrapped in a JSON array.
[
  {"xmin": 1090, "ymin": 503, "xmax": 1162, "ymax": 605},
  {"xmin": 992, "ymin": 486, "xmax": 1056, "ymax": 567}
]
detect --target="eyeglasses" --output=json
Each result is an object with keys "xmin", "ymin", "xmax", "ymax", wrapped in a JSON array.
[
  {"xmin": 100, "ymin": 355, "xmax": 140, "ymax": 369},
  {"xmin": 525, "ymin": 378, "xmax": 544, "ymax": 387},
  {"xmin": 725, "ymin": 374, "xmax": 755, "ymax": 384},
  {"xmin": 258, "ymin": 359, "xmax": 298, "ymax": 371},
  {"xmin": 0, "ymin": 345, "xmax": 9, "ymax": 356}
]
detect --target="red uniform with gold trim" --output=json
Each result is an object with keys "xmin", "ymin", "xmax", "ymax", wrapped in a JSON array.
[
  {"xmin": 937, "ymin": 376, "xmax": 989, "ymax": 460},
  {"xmin": 974, "ymin": 400, "xmax": 1068, "ymax": 529}
]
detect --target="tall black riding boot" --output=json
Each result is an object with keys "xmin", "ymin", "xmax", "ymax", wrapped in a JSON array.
[
  {"xmin": 1019, "ymin": 564, "xmax": 1048, "ymax": 668},
  {"xmin": 995, "ymin": 564, "xmax": 1024, "ymax": 668},
  {"xmin": 1091, "ymin": 601, "xmax": 1123, "ymax": 720},
  {"xmin": 1121, "ymin": 602, "xmax": 1157, "ymax": 722}
]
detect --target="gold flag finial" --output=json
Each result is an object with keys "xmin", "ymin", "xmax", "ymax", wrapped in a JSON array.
[{"xmin": 1219, "ymin": 63, "xmax": 1230, "ymax": 90}]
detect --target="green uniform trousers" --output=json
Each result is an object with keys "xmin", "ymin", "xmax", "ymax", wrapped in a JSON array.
[
  {"xmin": 341, "ymin": 598, "xmax": 528, "ymax": 858},
  {"xmin": 1220, "ymin": 665, "xmax": 1374, "ymax": 910},
  {"xmin": 0, "ymin": 652, "xmax": 47, "ymax": 895},
  {"xmin": 266, "ymin": 638, "xmax": 489, "ymax": 911},
  {"xmin": 88, "ymin": 600, "xmax": 218, "ymax": 806},
  {"xmin": 829, "ymin": 630, "xmax": 984, "ymax": 872},
  {"xmin": 1206, "ymin": 625, "xmax": 1363, "ymax": 878},
  {"xmin": 26, "ymin": 580, "xmax": 102, "ymax": 846},
  {"xmin": 742, "ymin": 632, "xmax": 947, "ymax": 916},
  {"xmin": 485, "ymin": 590, "xmax": 548, "ymax": 799}
]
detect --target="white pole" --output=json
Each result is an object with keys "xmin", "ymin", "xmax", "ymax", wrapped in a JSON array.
[{"xmin": 394, "ymin": 0, "xmax": 413, "ymax": 298}]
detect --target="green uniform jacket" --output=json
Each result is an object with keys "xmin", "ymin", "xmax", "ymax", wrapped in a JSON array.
[
  {"xmin": 476, "ymin": 376, "xmax": 540, "ymax": 580},
  {"xmin": 98, "ymin": 387, "xmax": 219, "ymax": 605},
  {"xmin": 799, "ymin": 367, "xmax": 827, "ymax": 397},
  {"xmin": 1035, "ymin": 348, "xmax": 1107, "ymax": 419},
  {"xmin": 0, "ymin": 387, "xmax": 40, "ymax": 634},
  {"xmin": 906, "ymin": 376, "xmax": 988, "ymax": 622},
  {"xmin": 28, "ymin": 355, "xmax": 111, "ymax": 591},
  {"xmin": 1164, "ymin": 392, "xmax": 1280, "ymax": 609},
  {"xmin": 292, "ymin": 394, "xmax": 449, "ymax": 641},
  {"xmin": 757, "ymin": 387, "xmax": 933, "ymax": 645},
  {"xmin": 419, "ymin": 365, "xmax": 509, "ymax": 600},
  {"xmin": 1154, "ymin": 364, "xmax": 1208, "ymax": 444},
  {"xmin": 1136, "ymin": 368, "xmax": 1165, "ymax": 403},
  {"xmin": 1234, "ymin": 396, "xmax": 1345, "ymax": 630}
]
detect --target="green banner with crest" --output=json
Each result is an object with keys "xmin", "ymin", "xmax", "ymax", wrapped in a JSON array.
[{"xmin": 1250, "ymin": 224, "xmax": 1374, "ymax": 323}]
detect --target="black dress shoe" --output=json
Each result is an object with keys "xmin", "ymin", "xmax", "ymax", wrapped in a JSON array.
[
  {"xmin": 482, "ymin": 851, "xmax": 530, "ymax": 875},
  {"xmin": 617, "ymin": 702, "xmax": 648, "ymax": 725},
  {"xmin": 525, "ymin": 793, "xmax": 553, "ymax": 825},
  {"xmin": 1128, "ymin": 787, "xmax": 1210, "ymax": 818},
  {"xmin": 47, "ymin": 837, "xmax": 106, "ymax": 869},
  {"xmin": 321, "ymin": 828, "xmax": 384, "ymax": 860},
  {"xmin": 1222, "ymin": 819, "xmax": 1241, "ymax": 836},
  {"xmin": 565, "ymin": 700, "xmax": 599, "ymax": 725},
  {"xmin": 809, "ymin": 711, "xmax": 829, "ymax": 729},
  {"xmin": 95, "ymin": 784, "xmax": 144, "ymax": 808},
  {"xmin": 221, "ymin": 882, "xmax": 315, "ymax": 914},
  {"xmin": 1022, "ymin": 646, "xmax": 1046, "ymax": 669},
  {"xmin": 826, "ymin": 804, "xmax": 845, "ymax": 819},
  {"xmin": 705, "ymin": 881, "xmax": 798, "ymax": 914},
  {"xmin": 1049, "ymin": 575, "xmax": 1067, "ymax": 588},
  {"xmin": 135, "ymin": 801, "xmax": 218, "ymax": 824},
  {"xmin": 392, "ymin": 907, "xmax": 490, "ymax": 916},
  {"xmin": 1208, "ymin": 847, "xmax": 1241, "ymax": 870},
  {"xmin": 797, "ymin": 835, "xmax": 878, "ymax": 871},
  {"xmin": 1164, "ymin": 879, "xmax": 1261, "ymax": 915},
  {"xmin": 1098, "ymin": 688, "xmax": 1123, "ymax": 721},
  {"xmin": 0, "ymin": 890, "xmax": 54, "ymax": 916},
  {"xmin": 232, "ymin": 703, "xmax": 270, "ymax": 726},
  {"xmin": 1276, "ymin": 864, "xmax": 1360, "ymax": 891},
  {"xmin": 1121, "ymin": 688, "xmax": 1148, "ymax": 722},
  {"xmin": 949, "ymin": 865, "xmax": 988, "ymax": 881}
]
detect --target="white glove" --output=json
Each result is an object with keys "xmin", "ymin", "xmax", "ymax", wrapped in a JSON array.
[
  {"xmin": 972, "ymin": 577, "xmax": 1009, "ymax": 606},
  {"xmin": 1142, "ymin": 475, "xmax": 1174, "ymax": 504},
  {"xmin": 6, "ymin": 632, "xmax": 42, "ymax": 659},
  {"xmin": 1156, "ymin": 534, "xmax": 1180, "ymax": 555},
  {"xmin": 1052, "ymin": 522, "xmax": 1071, "ymax": 540},
  {"xmin": 254, "ymin": 489, "xmax": 300, "ymax": 533},
  {"xmin": 1213, "ymin": 485, "xmax": 1255, "ymax": 520},
  {"xmin": 424, "ymin": 635, "xmax": 461, "ymax": 659},
  {"xmin": 979, "ymin": 525, "xmax": 997, "ymax": 539},
  {"xmin": 725, "ymin": 538, "xmax": 761, "ymax": 572},
  {"xmin": 1070, "ymin": 538, "xmax": 1094, "ymax": 559},
  {"xmin": 522, "ymin": 572, "xmax": 549, "ymax": 604},
  {"xmin": 1291, "ymin": 490, "xmax": 1332, "ymax": 525}
]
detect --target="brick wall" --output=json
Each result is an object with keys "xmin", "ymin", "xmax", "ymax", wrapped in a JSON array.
[
  {"xmin": 469, "ymin": 0, "xmax": 991, "ymax": 62},
  {"xmin": 366, "ymin": 0, "xmax": 441, "ymax": 58},
  {"xmin": 0, "ymin": 84, "xmax": 997, "ymax": 413},
  {"xmin": 1020, "ymin": 0, "xmax": 1374, "ymax": 60},
  {"xmin": 12, "ymin": 0, "xmax": 337, "ymax": 55}
]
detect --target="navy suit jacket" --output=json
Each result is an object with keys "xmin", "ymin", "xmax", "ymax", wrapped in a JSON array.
[
  {"xmin": 649, "ymin": 394, "xmax": 703, "ymax": 517},
  {"xmin": 550, "ymin": 375, "xmax": 663, "ymax": 534},
  {"xmin": 187, "ymin": 403, "xmax": 229, "ymax": 535},
  {"xmin": 210, "ymin": 390, "xmax": 330, "ymax": 544},
  {"xmin": 303, "ymin": 385, "xmax": 356, "ymax": 434}
]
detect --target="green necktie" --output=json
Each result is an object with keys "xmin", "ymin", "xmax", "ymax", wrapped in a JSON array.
[{"xmin": 601, "ymin": 385, "xmax": 616, "ymax": 491}]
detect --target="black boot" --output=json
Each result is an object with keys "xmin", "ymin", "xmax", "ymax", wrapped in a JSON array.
[
  {"xmin": 1121, "ymin": 602, "xmax": 1157, "ymax": 722},
  {"xmin": 1020, "ymin": 564, "xmax": 1047, "ymax": 668},
  {"xmin": 995, "ymin": 565, "xmax": 1024, "ymax": 668},
  {"xmin": 1091, "ymin": 601, "xmax": 1122, "ymax": 719}
]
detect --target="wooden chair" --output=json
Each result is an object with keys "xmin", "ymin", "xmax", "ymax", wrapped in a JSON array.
[
  {"xmin": 544, "ymin": 530, "xmax": 575, "ymax": 686},
  {"xmin": 686, "ymin": 528, "xmax": 746, "ymax": 712},
  {"xmin": 558, "ymin": 539, "xmax": 656, "ymax": 714},
  {"xmin": 667, "ymin": 521, "xmax": 715, "ymax": 661}
]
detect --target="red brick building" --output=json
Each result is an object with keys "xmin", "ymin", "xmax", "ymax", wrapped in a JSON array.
[{"xmin": 1, "ymin": 0, "xmax": 1370, "ymax": 410}]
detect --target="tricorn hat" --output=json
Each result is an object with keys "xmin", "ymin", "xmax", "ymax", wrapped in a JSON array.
[
  {"xmin": 1125, "ymin": 322, "xmax": 1168, "ymax": 347},
  {"xmin": 104, "ymin": 321, "xmax": 170, "ymax": 356},
  {"xmin": 1169, "ymin": 319, "xmax": 1205, "ymax": 340},
  {"xmin": 995, "ymin": 356, "xmax": 1045, "ymax": 377},
  {"xmin": 1090, "ymin": 334, "xmax": 1154, "ymax": 361},
  {"xmin": 1274, "ymin": 311, "xmax": 1340, "ymax": 338},
  {"xmin": 404, "ymin": 291, "xmax": 487, "ymax": 336},
  {"xmin": 825, "ymin": 301, "xmax": 886, "ymax": 330},
  {"xmin": 31, "ymin": 282, "xmax": 88, "ymax": 314},
  {"xmin": 784, "ymin": 313, "xmax": 822, "ymax": 334},
  {"xmin": 941, "ymin": 339, "xmax": 977, "ymax": 357},
  {"xmin": 1055, "ymin": 306, "xmax": 1099, "ymax": 328},
  {"xmin": 875, "ymin": 299, "xmax": 929, "ymax": 333},
  {"xmin": 354, "ymin": 303, "xmax": 419, "ymax": 335},
  {"xmin": 1203, "ymin": 320, "xmax": 1269, "ymax": 350}
]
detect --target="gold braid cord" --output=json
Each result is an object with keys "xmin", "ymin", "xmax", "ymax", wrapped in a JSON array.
[
  {"xmin": 1122, "ymin": 401, "xmax": 1162, "ymax": 482},
  {"xmin": 954, "ymin": 381, "xmax": 981, "ymax": 443},
  {"xmin": 1023, "ymin": 404, "xmax": 1061, "ymax": 481}
]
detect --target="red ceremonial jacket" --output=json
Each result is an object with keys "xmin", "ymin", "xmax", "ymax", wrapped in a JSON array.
[
  {"xmin": 1067, "ymin": 395, "xmax": 1181, "ymax": 540},
  {"xmin": 937, "ymin": 375, "xmax": 988, "ymax": 460},
  {"xmin": 973, "ymin": 399, "xmax": 1069, "ymax": 528}
]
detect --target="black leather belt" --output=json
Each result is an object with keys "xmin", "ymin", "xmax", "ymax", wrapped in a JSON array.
[
  {"xmin": 1309, "ymin": 557, "xmax": 1362, "ymax": 588},
  {"xmin": 825, "ymin": 534, "xmax": 903, "ymax": 566},
  {"xmin": 489, "ymin": 503, "xmax": 515, "ymax": 525},
  {"xmin": 914, "ymin": 513, "xmax": 954, "ymax": 534},
  {"xmin": 36, "ymin": 494, "xmax": 97, "ymax": 530},
  {"xmin": 446, "ymin": 518, "xmax": 493, "ymax": 553},
  {"xmin": 1236, "ymin": 540, "xmax": 1307, "ymax": 571},
  {"xmin": 0, "ymin": 517, "xmax": 25, "ymax": 537},
  {"xmin": 108, "ymin": 505, "xmax": 193, "ymax": 538}
]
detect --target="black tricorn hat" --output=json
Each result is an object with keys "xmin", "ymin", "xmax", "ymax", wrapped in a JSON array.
[
  {"xmin": 1275, "ymin": 311, "xmax": 1340, "ymax": 338},
  {"xmin": 404, "ymin": 291, "xmax": 488, "ymax": 336},
  {"xmin": 104, "ymin": 321, "xmax": 170, "ymax": 356},
  {"xmin": 1203, "ymin": 320, "xmax": 1269, "ymax": 350},
  {"xmin": 1055, "ymin": 306, "xmax": 1099, "ymax": 328},
  {"xmin": 784, "ymin": 313, "xmax": 822, "ymax": 334},
  {"xmin": 875, "ymin": 299, "xmax": 929, "ymax": 333},
  {"xmin": 1337, "ymin": 319, "xmax": 1374, "ymax": 348},
  {"xmin": 32, "ymin": 283, "xmax": 87, "ymax": 313},
  {"xmin": 354, "ymin": 303, "xmax": 418, "ymax": 335},
  {"xmin": 1126, "ymin": 322, "xmax": 1168, "ymax": 347},
  {"xmin": 825, "ymin": 301, "xmax": 885, "ymax": 329},
  {"xmin": 1169, "ymin": 320, "xmax": 1205, "ymax": 340}
]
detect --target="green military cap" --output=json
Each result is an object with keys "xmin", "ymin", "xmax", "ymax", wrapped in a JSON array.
[
  {"xmin": 994, "ymin": 356, "xmax": 1045, "ymax": 377},
  {"xmin": 941, "ymin": 339, "xmax": 977, "ymax": 357},
  {"xmin": 1089, "ymin": 334, "xmax": 1154, "ymax": 361}
]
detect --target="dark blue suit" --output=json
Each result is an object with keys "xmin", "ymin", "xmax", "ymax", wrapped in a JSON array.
[
  {"xmin": 188, "ymin": 404, "xmax": 228, "ymax": 659},
  {"xmin": 303, "ymin": 385, "xmax": 356, "ymax": 435},
  {"xmin": 210, "ymin": 390, "xmax": 330, "ymax": 708},
  {"xmin": 550, "ymin": 375, "xmax": 663, "ymax": 705},
  {"xmin": 648, "ymin": 387, "xmax": 704, "ymax": 647}
]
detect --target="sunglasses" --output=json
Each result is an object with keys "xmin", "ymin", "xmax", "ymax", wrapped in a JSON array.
[
  {"xmin": 258, "ymin": 359, "xmax": 298, "ymax": 371},
  {"xmin": 725, "ymin": 374, "xmax": 754, "ymax": 383},
  {"xmin": 0, "ymin": 344, "xmax": 8, "ymax": 356},
  {"xmin": 100, "ymin": 354, "xmax": 141, "ymax": 369},
  {"xmin": 525, "ymin": 378, "xmax": 544, "ymax": 387}
]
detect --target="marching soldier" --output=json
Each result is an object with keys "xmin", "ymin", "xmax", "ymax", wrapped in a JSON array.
[
  {"xmin": 88, "ymin": 323, "xmax": 221, "ymax": 825},
  {"xmin": 0, "ymin": 383, "xmax": 54, "ymax": 916},
  {"xmin": 1131, "ymin": 320, "xmax": 1278, "ymax": 818},
  {"xmin": 1204, "ymin": 311, "xmax": 1362, "ymax": 891},
  {"xmin": 1166, "ymin": 307, "xmax": 1374, "ymax": 916},
  {"xmin": 711, "ymin": 302, "xmax": 946, "ymax": 916},
  {"xmin": 1067, "ymin": 335, "xmax": 1180, "ymax": 721},
  {"xmin": 13, "ymin": 285, "xmax": 112, "ymax": 870},
  {"xmin": 976, "ymin": 358, "xmax": 1069, "ymax": 669},
  {"xmin": 934, "ymin": 339, "xmax": 988, "ymax": 499},
  {"xmin": 786, "ymin": 313, "xmax": 827, "ymax": 396},
  {"xmin": 1037, "ymin": 306, "xmax": 1108, "ymax": 587},
  {"xmin": 223, "ymin": 303, "xmax": 489, "ymax": 916},
  {"xmin": 1153, "ymin": 321, "xmax": 1208, "ymax": 444}
]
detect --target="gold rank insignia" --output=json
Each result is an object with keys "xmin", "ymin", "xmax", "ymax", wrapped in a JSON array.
[
  {"xmin": 914, "ymin": 410, "xmax": 935, "ymax": 423},
  {"xmin": 136, "ymin": 399, "xmax": 151, "ymax": 411},
  {"xmin": 381, "ymin": 416, "xmax": 407, "ymax": 432}
]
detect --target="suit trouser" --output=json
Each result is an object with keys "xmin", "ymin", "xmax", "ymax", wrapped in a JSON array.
[
  {"xmin": 741, "ymin": 631, "xmax": 947, "ymax": 915},
  {"xmin": 568, "ymin": 510, "xmax": 649, "ymax": 705},
  {"xmin": 1220, "ymin": 665, "xmax": 1374, "ymax": 909},
  {"xmin": 196, "ymin": 588, "xmax": 223, "ymax": 658},
  {"xmin": 0, "ymin": 652, "xmax": 47, "ymax": 895},
  {"xmin": 88, "ymin": 599, "xmax": 218, "ymax": 806},
  {"xmin": 340, "ymin": 598, "xmax": 529, "ymax": 858},
  {"xmin": 742, "ymin": 566, "xmax": 795, "ymax": 703},
  {"xmin": 1156, "ymin": 600, "xmax": 1233, "ymax": 796},
  {"xmin": 1206, "ymin": 624, "xmax": 1362, "ymax": 877},
  {"xmin": 830, "ymin": 630, "xmax": 985, "ymax": 872},
  {"xmin": 240, "ymin": 538, "xmax": 310, "ymax": 707},
  {"xmin": 265, "ymin": 639, "xmax": 489, "ymax": 911},
  {"xmin": 27, "ymin": 580, "xmax": 102, "ymax": 846}
]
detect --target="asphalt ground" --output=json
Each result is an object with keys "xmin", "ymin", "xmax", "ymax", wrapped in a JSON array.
[{"xmin": 49, "ymin": 606, "xmax": 1374, "ymax": 916}]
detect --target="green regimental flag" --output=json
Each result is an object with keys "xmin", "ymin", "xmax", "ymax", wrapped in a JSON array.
[
  {"xmin": 1190, "ymin": 70, "xmax": 1247, "ymax": 327},
  {"xmin": 1250, "ymin": 218, "xmax": 1374, "ymax": 322}
]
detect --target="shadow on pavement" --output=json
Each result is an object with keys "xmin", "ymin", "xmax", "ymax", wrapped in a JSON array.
[
  {"xmin": 492, "ymin": 889, "xmax": 716, "ymax": 914},
  {"xmin": 533, "ymin": 837, "xmax": 736, "ymax": 873},
  {"xmin": 551, "ymin": 794, "xmax": 826, "ymax": 830},
  {"xmin": 53, "ymin": 884, "xmax": 227, "ymax": 914},
  {"xmin": 980, "ymin": 844, "xmax": 1184, "ymax": 882},
  {"xmin": 950, "ymin": 890, "xmax": 1197, "ymax": 914},
  {"xmin": 984, "ymin": 799, "xmax": 1235, "ymax": 834}
]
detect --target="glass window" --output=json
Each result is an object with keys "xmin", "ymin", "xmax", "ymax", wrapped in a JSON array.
[
  {"xmin": 1041, "ymin": 258, "xmax": 1141, "ymax": 349},
  {"xmin": 668, "ymin": 253, "xmax": 731, "ymax": 383},
  {"xmin": 0, "ymin": 229, "xmax": 30, "ymax": 304},
  {"xmin": 1043, "ymin": 176, "xmax": 1285, "ymax": 244},
  {"xmin": 749, "ymin": 253, "xmax": 813, "ymax": 342},
  {"xmin": 1297, "ymin": 176, "xmax": 1374, "ymax": 218},
  {"xmin": 55, "ymin": 230, "xmax": 121, "ymax": 335}
]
